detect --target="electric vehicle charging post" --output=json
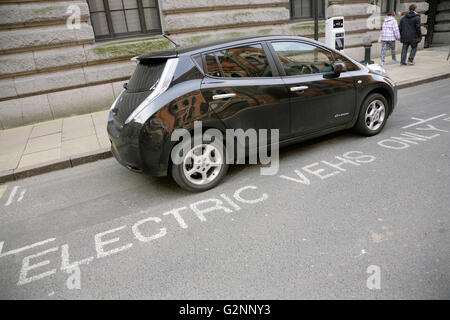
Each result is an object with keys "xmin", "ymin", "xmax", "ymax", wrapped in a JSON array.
[{"xmin": 325, "ymin": 16, "xmax": 345, "ymax": 52}]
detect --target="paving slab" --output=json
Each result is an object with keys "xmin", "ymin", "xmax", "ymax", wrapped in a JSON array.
[
  {"xmin": 0, "ymin": 151, "xmax": 21, "ymax": 171},
  {"xmin": 18, "ymin": 147, "xmax": 60, "ymax": 168},
  {"xmin": 23, "ymin": 132, "xmax": 61, "ymax": 154},
  {"xmin": 62, "ymin": 114, "xmax": 96, "ymax": 141},
  {"xmin": 92, "ymin": 110, "xmax": 109, "ymax": 137},
  {"xmin": 61, "ymin": 134, "xmax": 100, "ymax": 158},
  {"xmin": 97, "ymin": 133, "xmax": 111, "ymax": 149},
  {"xmin": 29, "ymin": 118, "xmax": 63, "ymax": 138},
  {"xmin": 0, "ymin": 125, "xmax": 31, "ymax": 156}
]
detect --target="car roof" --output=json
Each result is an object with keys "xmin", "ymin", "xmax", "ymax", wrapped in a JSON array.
[{"xmin": 137, "ymin": 35, "xmax": 326, "ymax": 60}]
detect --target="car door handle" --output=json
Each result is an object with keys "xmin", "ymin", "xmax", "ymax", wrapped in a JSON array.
[
  {"xmin": 290, "ymin": 86, "xmax": 309, "ymax": 92},
  {"xmin": 212, "ymin": 93, "xmax": 236, "ymax": 100}
]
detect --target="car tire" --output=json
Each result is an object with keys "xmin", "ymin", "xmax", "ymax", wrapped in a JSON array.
[
  {"xmin": 171, "ymin": 133, "xmax": 228, "ymax": 192},
  {"xmin": 354, "ymin": 93, "xmax": 389, "ymax": 136}
]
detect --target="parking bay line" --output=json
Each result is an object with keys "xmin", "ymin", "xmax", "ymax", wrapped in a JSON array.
[
  {"xmin": 0, "ymin": 238, "xmax": 56, "ymax": 259},
  {"xmin": 402, "ymin": 114, "xmax": 447, "ymax": 129}
]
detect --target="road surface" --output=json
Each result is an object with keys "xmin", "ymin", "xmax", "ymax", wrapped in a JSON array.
[{"xmin": 0, "ymin": 79, "xmax": 449, "ymax": 299}]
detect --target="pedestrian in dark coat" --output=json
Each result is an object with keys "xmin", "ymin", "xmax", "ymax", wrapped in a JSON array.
[{"xmin": 399, "ymin": 4, "xmax": 422, "ymax": 65}]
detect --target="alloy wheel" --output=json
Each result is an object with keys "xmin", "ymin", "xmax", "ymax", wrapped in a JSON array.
[
  {"xmin": 182, "ymin": 144, "xmax": 223, "ymax": 185},
  {"xmin": 365, "ymin": 99, "xmax": 386, "ymax": 131}
]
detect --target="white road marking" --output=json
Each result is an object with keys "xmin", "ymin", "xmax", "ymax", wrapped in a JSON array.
[
  {"xmin": 132, "ymin": 217, "xmax": 167, "ymax": 243},
  {"xmin": 377, "ymin": 131, "xmax": 442, "ymax": 149},
  {"xmin": 220, "ymin": 193, "xmax": 241, "ymax": 211},
  {"xmin": 0, "ymin": 238, "xmax": 56, "ymax": 258},
  {"xmin": 3, "ymin": 185, "xmax": 269, "ymax": 288},
  {"xmin": 280, "ymin": 170, "xmax": 311, "ymax": 184},
  {"xmin": 163, "ymin": 207, "xmax": 189, "ymax": 229},
  {"xmin": 3, "ymin": 186, "xmax": 26, "ymax": 206},
  {"xmin": 94, "ymin": 226, "xmax": 133, "ymax": 259},
  {"xmin": 402, "ymin": 114, "xmax": 447, "ymax": 129},
  {"xmin": 17, "ymin": 246, "xmax": 59, "ymax": 286},
  {"xmin": 17, "ymin": 189, "xmax": 26, "ymax": 202},
  {"xmin": 302, "ymin": 162, "xmax": 340, "ymax": 180},
  {"xmin": 233, "ymin": 186, "xmax": 268, "ymax": 204},
  {"xmin": 279, "ymin": 152, "xmax": 376, "ymax": 185},
  {"xmin": 190, "ymin": 199, "xmax": 233, "ymax": 222},
  {"xmin": 60, "ymin": 244, "xmax": 93, "ymax": 270},
  {"xmin": 5, "ymin": 186, "xmax": 18, "ymax": 207},
  {"xmin": 415, "ymin": 124, "xmax": 448, "ymax": 133}
]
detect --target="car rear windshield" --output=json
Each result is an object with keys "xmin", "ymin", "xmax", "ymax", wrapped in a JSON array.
[{"xmin": 126, "ymin": 59, "xmax": 166, "ymax": 93}]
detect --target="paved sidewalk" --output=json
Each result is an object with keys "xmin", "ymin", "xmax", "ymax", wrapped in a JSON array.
[
  {"xmin": 0, "ymin": 110, "xmax": 110, "ymax": 182},
  {"xmin": 373, "ymin": 45, "xmax": 450, "ymax": 88},
  {"xmin": 0, "ymin": 45, "xmax": 449, "ymax": 183}
]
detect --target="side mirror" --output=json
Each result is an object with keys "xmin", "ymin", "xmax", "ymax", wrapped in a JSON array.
[{"xmin": 333, "ymin": 62, "xmax": 347, "ymax": 75}]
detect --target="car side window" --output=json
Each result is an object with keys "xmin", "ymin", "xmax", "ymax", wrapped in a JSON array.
[
  {"xmin": 332, "ymin": 52, "xmax": 360, "ymax": 71},
  {"xmin": 272, "ymin": 41, "xmax": 334, "ymax": 76},
  {"xmin": 204, "ymin": 53, "xmax": 222, "ymax": 77},
  {"xmin": 204, "ymin": 44, "xmax": 272, "ymax": 78}
]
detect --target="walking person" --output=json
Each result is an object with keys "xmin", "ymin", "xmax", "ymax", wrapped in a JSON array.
[
  {"xmin": 399, "ymin": 4, "xmax": 422, "ymax": 66},
  {"xmin": 380, "ymin": 11, "xmax": 400, "ymax": 66}
]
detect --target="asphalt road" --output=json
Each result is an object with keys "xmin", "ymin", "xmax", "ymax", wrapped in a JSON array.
[{"xmin": 0, "ymin": 79, "xmax": 449, "ymax": 300}]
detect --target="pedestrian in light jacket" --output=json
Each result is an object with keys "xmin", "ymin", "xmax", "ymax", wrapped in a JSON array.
[
  {"xmin": 399, "ymin": 4, "xmax": 422, "ymax": 65},
  {"xmin": 380, "ymin": 11, "xmax": 400, "ymax": 65}
]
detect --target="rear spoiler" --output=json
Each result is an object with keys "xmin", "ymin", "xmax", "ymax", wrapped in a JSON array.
[{"xmin": 135, "ymin": 49, "xmax": 178, "ymax": 62}]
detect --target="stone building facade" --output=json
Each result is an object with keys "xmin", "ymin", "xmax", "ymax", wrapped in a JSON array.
[
  {"xmin": 425, "ymin": 0, "xmax": 450, "ymax": 46},
  {"xmin": 0, "ymin": 0, "xmax": 433, "ymax": 129}
]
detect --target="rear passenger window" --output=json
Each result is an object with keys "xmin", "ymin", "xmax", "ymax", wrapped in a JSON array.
[
  {"xmin": 204, "ymin": 53, "xmax": 222, "ymax": 77},
  {"xmin": 204, "ymin": 44, "xmax": 272, "ymax": 78}
]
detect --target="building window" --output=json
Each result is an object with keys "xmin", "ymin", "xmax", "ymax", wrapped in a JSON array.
[
  {"xmin": 290, "ymin": 0, "xmax": 325, "ymax": 20},
  {"xmin": 87, "ymin": 0, "xmax": 162, "ymax": 40},
  {"xmin": 375, "ymin": 0, "xmax": 397, "ymax": 13}
]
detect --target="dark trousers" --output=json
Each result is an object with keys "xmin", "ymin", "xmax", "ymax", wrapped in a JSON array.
[
  {"xmin": 401, "ymin": 42, "xmax": 418, "ymax": 64},
  {"xmin": 381, "ymin": 41, "xmax": 396, "ymax": 62}
]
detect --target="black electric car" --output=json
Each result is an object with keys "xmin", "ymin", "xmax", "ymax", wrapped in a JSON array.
[{"xmin": 107, "ymin": 35, "xmax": 397, "ymax": 192}]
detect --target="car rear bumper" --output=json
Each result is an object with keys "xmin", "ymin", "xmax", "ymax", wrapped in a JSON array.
[
  {"xmin": 107, "ymin": 109, "xmax": 146, "ymax": 171},
  {"xmin": 107, "ymin": 111, "xmax": 168, "ymax": 176}
]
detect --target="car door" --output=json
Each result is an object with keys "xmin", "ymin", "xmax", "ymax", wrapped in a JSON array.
[
  {"xmin": 269, "ymin": 41, "xmax": 357, "ymax": 136},
  {"xmin": 200, "ymin": 42, "xmax": 291, "ymax": 150}
]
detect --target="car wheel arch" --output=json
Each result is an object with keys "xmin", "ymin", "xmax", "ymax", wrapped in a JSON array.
[{"xmin": 361, "ymin": 86, "xmax": 394, "ymax": 116}]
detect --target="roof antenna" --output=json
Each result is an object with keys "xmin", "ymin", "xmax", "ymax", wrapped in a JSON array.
[{"xmin": 162, "ymin": 33, "xmax": 179, "ymax": 48}]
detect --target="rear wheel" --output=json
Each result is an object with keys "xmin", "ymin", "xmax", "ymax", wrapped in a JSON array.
[
  {"xmin": 171, "ymin": 134, "xmax": 228, "ymax": 192},
  {"xmin": 354, "ymin": 93, "xmax": 389, "ymax": 136}
]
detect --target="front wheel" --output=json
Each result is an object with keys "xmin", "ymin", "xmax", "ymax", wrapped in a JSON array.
[
  {"xmin": 170, "ymin": 134, "xmax": 228, "ymax": 192},
  {"xmin": 354, "ymin": 93, "xmax": 389, "ymax": 136}
]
